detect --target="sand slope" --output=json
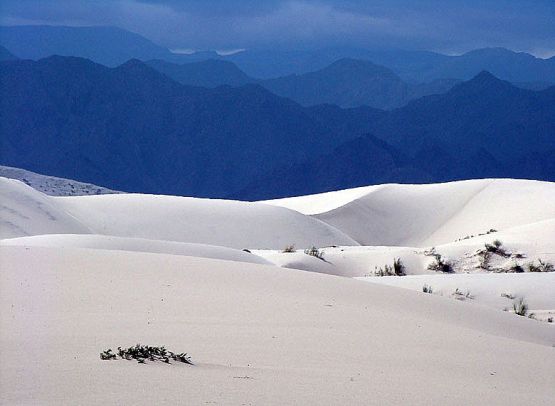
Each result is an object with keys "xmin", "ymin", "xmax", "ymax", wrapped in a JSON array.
[
  {"xmin": 1, "ymin": 246, "xmax": 554, "ymax": 405},
  {"xmin": 0, "ymin": 234, "xmax": 271, "ymax": 265},
  {"xmin": 358, "ymin": 272, "xmax": 555, "ymax": 321},
  {"xmin": 265, "ymin": 179, "xmax": 555, "ymax": 247},
  {"xmin": 255, "ymin": 218, "xmax": 555, "ymax": 277},
  {"xmin": 0, "ymin": 177, "xmax": 357, "ymax": 249},
  {"xmin": 0, "ymin": 177, "xmax": 92, "ymax": 239}
]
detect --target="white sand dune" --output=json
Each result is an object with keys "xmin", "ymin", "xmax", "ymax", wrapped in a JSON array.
[
  {"xmin": 0, "ymin": 177, "xmax": 357, "ymax": 249},
  {"xmin": 1, "ymin": 246, "xmax": 554, "ymax": 405},
  {"xmin": 359, "ymin": 273, "xmax": 555, "ymax": 321},
  {"xmin": 255, "ymin": 218, "xmax": 555, "ymax": 277},
  {"xmin": 265, "ymin": 179, "xmax": 555, "ymax": 247},
  {"xmin": 0, "ymin": 177, "xmax": 92, "ymax": 239},
  {"xmin": 0, "ymin": 234, "xmax": 271, "ymax": 265},
  {"xmin": 0, "ymin": 165, "xmax": 120, "ymax": 196}
]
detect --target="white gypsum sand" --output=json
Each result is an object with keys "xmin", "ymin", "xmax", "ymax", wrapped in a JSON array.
[
  {"xmin": 1, "ymin": 246, "xmax": 554, "ymax": 405},
  {"xmin": 1, "ymin": 176, "xmax": 554, "ymax": 405}
]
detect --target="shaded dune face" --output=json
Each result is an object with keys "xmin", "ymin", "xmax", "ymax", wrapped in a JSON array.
[{"xmin": 265, "ymin": 179, "xmax": 555, "ymax": 247}]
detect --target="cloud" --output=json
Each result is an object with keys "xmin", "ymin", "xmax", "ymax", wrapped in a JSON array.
[{"xmin": 0, "ymin": 0, "xmax": 554, "ymax": 55}]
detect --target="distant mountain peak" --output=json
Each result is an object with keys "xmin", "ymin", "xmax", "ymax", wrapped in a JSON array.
[
  {"xmin": 452, "ymin": 70, "xmax": 514, "ymax": 93},
  {"xmin": 117, "ymin": 58, "xmax": 146, "ymax": 68},
  {"xmin": 0, "ymin": 45, "xmax": 18, "ymax": 61},
  {"xmin": 472, "ymin": 70, "xmax": 499, "ymax": 81}
]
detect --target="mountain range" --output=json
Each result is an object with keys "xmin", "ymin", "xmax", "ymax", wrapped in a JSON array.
[
  {"xmin": 145, "ymin": 57, "xmax": 461, "ymax": 110},
  {"xmin": 1, "ymin": 55, "xmax": 553, "ymax": 199},
  {"xmin": 238, "ymin": 74, "xmax": 555, "ymax": 199},
  {"xmin": 2, "ymin": 25, "xmax": 554, "ymax": 84},
  {"xmin": 0, "ymin": 56, "xmax": 361, "ymax": 197}
]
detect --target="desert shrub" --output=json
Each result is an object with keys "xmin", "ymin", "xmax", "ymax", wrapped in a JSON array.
[
  {"xmin": 393, "ymin": 258, "xmax": 406, "ymax": 276},
  {"xmin": 452, "ymin": 288, "xmax": 473, "ymax": 300},
  {"xmin": 477, "ymin": 249, "xmax": 492, "ymax": 270},
  {"xmin": 455, "ymin": 229, "xmax": 497, "ymax": 242},
  {"xmin": 100, "ymin": 349, "xmax": 116, "ymax": 360},
  {"xmin": 427, "ymin": 254, "xmax": 453, "ymax": 273},
  {"xmin": 501, "ymin": 292, "xmax": 516, "ymax": 300},
  {"xmin": 304, "ymin": 246, "xmax": 324, "ymax": 260},
  {"xmin": 374, "ymin": 264, "xmax": 394, "ymax": 276},
  {"xmin": 374, "ymin": 258, "xmax": 405, "ymax": 276},
  {"xmin": 100, "ymin": 344, "xmax": 193, "ymax": 365},
  {"xmin": 422, "ymin": 284, "xmax": 433, "ymax": 294},
  {"xmin": 510, "ymin": 262, "xmax": 524, "ymax": 273},
  {"xmin": 528, "ymin": 259, "xmax": 554, "ymax": 272},
  {"xmin": 513, "ymin": 298, "xmax": 529, "ymax": 317},
  {"xmin": 548, "ymin": 317, "xmax": 553, "ymax": 323},
  {"xmin": 282, "ymin": 244, "xmax": 296, "ymax": 253},
  {"xmin": 484, "ymin": 240, "xmax": 509, "ymax": 257}
]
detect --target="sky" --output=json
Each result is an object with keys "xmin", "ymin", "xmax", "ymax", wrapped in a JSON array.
[{"xmin": 1, "ymin": 0, "xmax": 554, "ymax": 57}]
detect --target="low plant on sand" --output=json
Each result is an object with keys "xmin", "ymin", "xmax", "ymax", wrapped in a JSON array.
[
  {"xmin": 452, "ymin": 288, "xmax": 473, "ymax": 300},
  {"xmin": 304, "ymin": 246, "xmax": 324, "ymax": 260},
  {"xmin": 528, "ymin": 259, "xmax": 554, "ymax": 272},
  {"xmin": 393, "ymin": 258, "xmax": 406, "ymax": 276},
  {"xmin": 512, "ymin": 298, "xmax": 529, "ymax": 317},
  {"xmin": 427, "ymin": 254, "xmax": 453, "ymax": 273},
  {"xmin": 100, "ymin": 344, "xmax": 193, "ymax": 365}
]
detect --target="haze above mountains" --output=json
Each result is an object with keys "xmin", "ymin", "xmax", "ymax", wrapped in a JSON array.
[{"xmin": 0, "ymin": 25, "xmax": 554, "ymax": 199}]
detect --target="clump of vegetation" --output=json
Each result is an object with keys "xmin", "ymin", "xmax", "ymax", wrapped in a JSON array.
[
  {"xmin": 509, "ymin": 262, "xmax": 524, "ymax": 273},
  {"xmin": 374, "ymin": 258, "xmax": 406, "ymax": 276},
  {"xmin": 501, "ymin": 292, "xmax": 516, "ymax": 300},
  {"xmin": 304, "ymin": 246, "xmax": 324, "ymax": 260},
  {"xmin": 427, "ymin": 253, "xmax": 453, "ymax": 273},
  {"xmin": 512, "ymin": 298, "xmax": 529, "ymax": 317},
  {"xmin": 282, "ymin": 244, "xmax": 296, "ymax": 253},
  {"xmin": 100, "ymin": 349, "xmax": 116, "ymax": 360},
  {"xmin": 374, "ymin": 265, "xmax": 394, "ymax": 276},
  {"xmin": 422, "ymin": 284, "xmax": 433, "ymax": 294},
  {"xmin": 528, "ymin": 259, "xmax": 554, "ymax": 272},
  {"xmin": 477, "ymin": 249, "xmax": 492, "ymax": 270},
  {"xmin": 393, "ymin": 258, "xmax": 406, "ymax": 276},
  {"xmin": 100, "ymin": 344, "xmax": 193, "ymax": 365},
  {"xmin": 452, "ymin": 288, "xmax": 473, "ymax": 300},
  {"xmin": 455, "ymin": 229, "xmax": 498, "ymax": 242},
  {"xmin": 484, "ymin": 239, "xmax": 510, "ymax": 257}
]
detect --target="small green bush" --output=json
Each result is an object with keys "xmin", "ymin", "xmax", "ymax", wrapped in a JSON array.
[
  {"xmin": 427, "ymin": 254, "xmax": 453, "ymax": 273},
  {"xmin": 393, "ymin": 258, "xmax": 406, "ymax": 276},
  {"xmin": 513, "ymin": 298, "xmax": 529, "ymax": 317},
  {"xmin": 484, "ymin": 240, "xmax": 509, "ymax": 257},
  {"xmin": 452, "ymin": 288, "xmax": 473, "ymax": 300},
  {"xmin": 304, "ymin": 246, "xmax": 324, "ymax": 260},
  {"xmin": 282, "ymin": 244, "xmax": 296, "ymax": 253},
  {"xmin": 100, "ymin": 344, "xmax": 193, "ymax": 365},
  {"xmin": 528, "ymin": 259, "xmax": 554, "ymax": 272},
  {"xmin": 374, "ymin": 258, "xmax": 406, "ymax": 276}
]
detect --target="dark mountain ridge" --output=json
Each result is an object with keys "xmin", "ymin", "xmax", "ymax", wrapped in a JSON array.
[
  {"xmin": 0, "ymin": 56, "xmax": 367, "ymax": 197},
  {"xmin": 1, "ymin": 56, "xmax": 553, "ymax": 200}
]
